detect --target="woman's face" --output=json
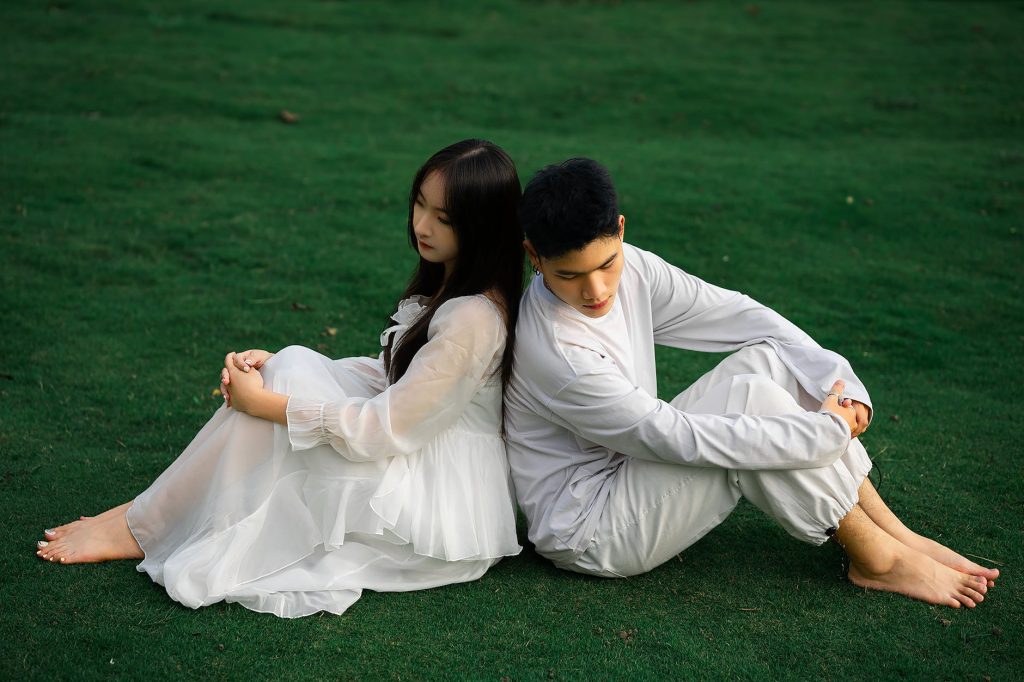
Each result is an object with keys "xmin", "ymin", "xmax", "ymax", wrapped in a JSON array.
[{"xmin": 412, "ymin": 171, "xmax": 458, "ymax": 278}]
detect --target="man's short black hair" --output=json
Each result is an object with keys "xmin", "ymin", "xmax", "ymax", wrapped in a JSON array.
[{"xmin": 520, "ymin": 158, "xmax": 619, "ymax": 259}]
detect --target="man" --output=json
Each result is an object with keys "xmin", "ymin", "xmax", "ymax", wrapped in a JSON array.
[{"xmin": 505, "ymin": 158, "xmax": 997, "ymax": 607}]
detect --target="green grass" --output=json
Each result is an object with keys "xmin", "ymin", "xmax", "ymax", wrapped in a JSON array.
[{"xmin": 2, "ymin": 0, "xmax": 1022, "ymax": 678}]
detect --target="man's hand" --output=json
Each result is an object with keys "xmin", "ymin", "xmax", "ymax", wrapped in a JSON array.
[
  {"xmin": 820, "ymin": 379, "xmax": 858, "ymax": 435},
  {"xmin": 849, "ymin": 400, "xmax": 870, "ymax": 438}
]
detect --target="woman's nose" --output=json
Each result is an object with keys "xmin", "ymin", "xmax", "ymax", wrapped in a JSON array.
[{"xmin": 414, "ymin": 214, "xmax": 430, "ymax": 236}]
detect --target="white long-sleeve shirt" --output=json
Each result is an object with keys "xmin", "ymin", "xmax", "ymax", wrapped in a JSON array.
[{"xmin": 506, "ymin": 243, "xmax": 871, "ymax": 556}]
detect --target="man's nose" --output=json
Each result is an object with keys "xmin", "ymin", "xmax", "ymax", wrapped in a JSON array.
[{"xmin": 583, "ymin": 273, "xmax": 607, "ymax": 300}]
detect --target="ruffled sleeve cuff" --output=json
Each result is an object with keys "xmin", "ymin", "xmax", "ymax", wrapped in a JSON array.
[{"xmin": 286, "ymin": 395, "xmax": 328, "ymax": 451}]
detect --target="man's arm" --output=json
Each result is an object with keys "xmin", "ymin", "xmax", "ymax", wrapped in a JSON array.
[
  {"xmin": 634, "ymin": 244, "xmax": 873, "ymax": 428},
  {"xmin": 545, "ymin": 357, "xmax": 852, "ymax": 471}
]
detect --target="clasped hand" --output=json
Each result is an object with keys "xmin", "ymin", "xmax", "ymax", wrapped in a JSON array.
[
  {"xmin": 220, "ymin": 349, "xmax": 274, "ymax": 413},
  {"xmin": 820, "ymin": 379, "xmax": 870, "ymax": 438}
]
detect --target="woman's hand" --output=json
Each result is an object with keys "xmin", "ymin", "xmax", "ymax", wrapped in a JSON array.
[
  {"xmin": 232, "ymin": 349, "xmax": 274, "ymax": 372},
  {"xmin": 221, "ymin": 352, "xmax": 289, "ymax": 424},
  {"xmin": 223, "ymin": 352, "xmax": 266, "ymax": 415},
  {"xmin": 221, "ymin": 349, "xmax": 274, "ymax": 407},
  {"xmin": 820, "ymin": 379, "xmax": 859, "ymax": 435}
]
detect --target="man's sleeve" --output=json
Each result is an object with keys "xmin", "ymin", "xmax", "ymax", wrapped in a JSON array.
[
  {"xmin": 545, "ymin": 357, "xmax": 852, "ymax": 470},
  {"xmin": 638, "ymin": 246, "xmax": 872, "ymax": 413}
]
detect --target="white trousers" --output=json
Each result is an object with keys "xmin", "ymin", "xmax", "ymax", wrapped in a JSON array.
[{"xmin": 563, "ymin": 344, "xmax": 872, "ymax": 578}]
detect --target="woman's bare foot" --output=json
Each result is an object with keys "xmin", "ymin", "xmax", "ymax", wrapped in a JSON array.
[
  {"xmin": 836, "ymin": 505, "xmax": 988, "ymax": 608},
  {"xmin": 42, "ymin": 516, "xmax": 92, "ymax": 539},
  {"xmin": 43, "ymin": 501, "xmax": 133, "ymax": 540},
  {"xmin": 36, "ymin": 508, "xmax": 143, "ymax": 564}
]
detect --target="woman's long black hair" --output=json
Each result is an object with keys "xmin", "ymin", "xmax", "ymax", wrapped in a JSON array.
[{"xmin": 385, "ymin": 139, "xmax": 524, "ymax": 427}]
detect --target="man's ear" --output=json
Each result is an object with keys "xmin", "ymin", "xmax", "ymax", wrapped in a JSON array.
[
  {"xmin": 523, "ymin": 239, "xmax": 541, "ymax": 271},
  {"xmin": 617, "ymin": 215, "xmax": 626, "ymax": 241}
]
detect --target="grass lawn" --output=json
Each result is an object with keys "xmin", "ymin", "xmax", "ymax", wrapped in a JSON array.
[{"xmin": 2, "ymin": 0, "xmax": 1022, "ymax": 678}]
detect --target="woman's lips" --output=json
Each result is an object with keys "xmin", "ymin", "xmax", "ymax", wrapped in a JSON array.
[{"xmin": 418, "ymin": 240, "xmax": 433, "ymax": 250}]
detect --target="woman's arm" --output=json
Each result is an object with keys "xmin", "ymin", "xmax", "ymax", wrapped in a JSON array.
[
  {"xmin": 222, "ymin": 354, "xmax": 288, "ymax": 423},
  {"xmin": 220, "ymin": 349, "xmax": 275, "ymax": 407},
  {"xmin": 287, "ymin": 296, "xmax": 505, "ymax": 461}
]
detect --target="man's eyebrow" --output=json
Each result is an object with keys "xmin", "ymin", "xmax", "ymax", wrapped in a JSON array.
[{"xmin": 554, "ymin": 252, "xmax": 617, "ymax": 276}]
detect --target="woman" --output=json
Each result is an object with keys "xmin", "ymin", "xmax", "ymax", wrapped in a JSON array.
[{"xmin": 36, "ymin": 139, "xmax": 525, "ymax": 618}]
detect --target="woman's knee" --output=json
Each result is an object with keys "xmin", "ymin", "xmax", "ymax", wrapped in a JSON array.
[
  {"xmin": 262, "ymin": 345, "xmax": 326, "ymax": 385},
  {"xmin": 272, "ymin": 345, "xmax": 320, "ymax": 363}
]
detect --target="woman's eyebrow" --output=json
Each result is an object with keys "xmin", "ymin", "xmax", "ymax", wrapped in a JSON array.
[{"xmin": 417, "ymin": 192, "xmax": 447, "ymax": 213}]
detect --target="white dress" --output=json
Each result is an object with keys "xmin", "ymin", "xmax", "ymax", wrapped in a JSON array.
[{"xmin": 125, "ymin": 294, "xmax": 521, "ymax": 618}]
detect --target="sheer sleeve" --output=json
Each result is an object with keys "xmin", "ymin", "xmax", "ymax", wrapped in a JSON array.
[{"xmin": 286, "ymin": 296, "xmax": 506, "ymax": 461}]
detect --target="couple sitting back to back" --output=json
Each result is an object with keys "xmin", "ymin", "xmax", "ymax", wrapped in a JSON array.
[{"xmin": 37, "ymin": 140, "xmax": 996, "ymax": 617}]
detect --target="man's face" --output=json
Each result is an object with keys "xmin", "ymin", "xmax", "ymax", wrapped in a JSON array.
[{"xmin": 529, "ymin": 218, "xmax": 625, "ymax": 319}]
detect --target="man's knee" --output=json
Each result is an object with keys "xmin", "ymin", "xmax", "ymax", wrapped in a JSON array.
[
  {"xmin": 732, "ymin": 373, "xmax": 799, "ymax": 416},
  {"xmin": 730, "ymin": 343, "xmax": 787, "ymax": 376}
]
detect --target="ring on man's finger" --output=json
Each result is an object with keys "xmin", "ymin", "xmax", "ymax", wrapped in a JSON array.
[{"xmin": 826, "ymin": 391, "xmax": 840, "ymax": 399}]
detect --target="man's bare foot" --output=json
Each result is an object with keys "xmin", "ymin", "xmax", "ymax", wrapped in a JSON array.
[
  {"xmin": 36, "ymin": 509, "xmax": 143, "ymax": 564},
  {"xmin": 853, "ymin": 481, "xmax": 1000, "ymax": 586},
  {"xmin": 847, "ymin": 533, "xmax": 988, "ymax": 608},
  {"xmin": 885, "ymin": 528, "xmax": 999, "ymax": 587},
  {"xmin": 43, "ymin": 501, "xmax": 133, "ymax": 540},
  {"xmin": 836, "ymin": 504, "xmax": 989, "ymax": 608}
]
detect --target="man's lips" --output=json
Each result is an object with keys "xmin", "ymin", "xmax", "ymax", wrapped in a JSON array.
[{"xmin": 583, "ymin": 298, "xmax": 610, "ymax": 310}]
